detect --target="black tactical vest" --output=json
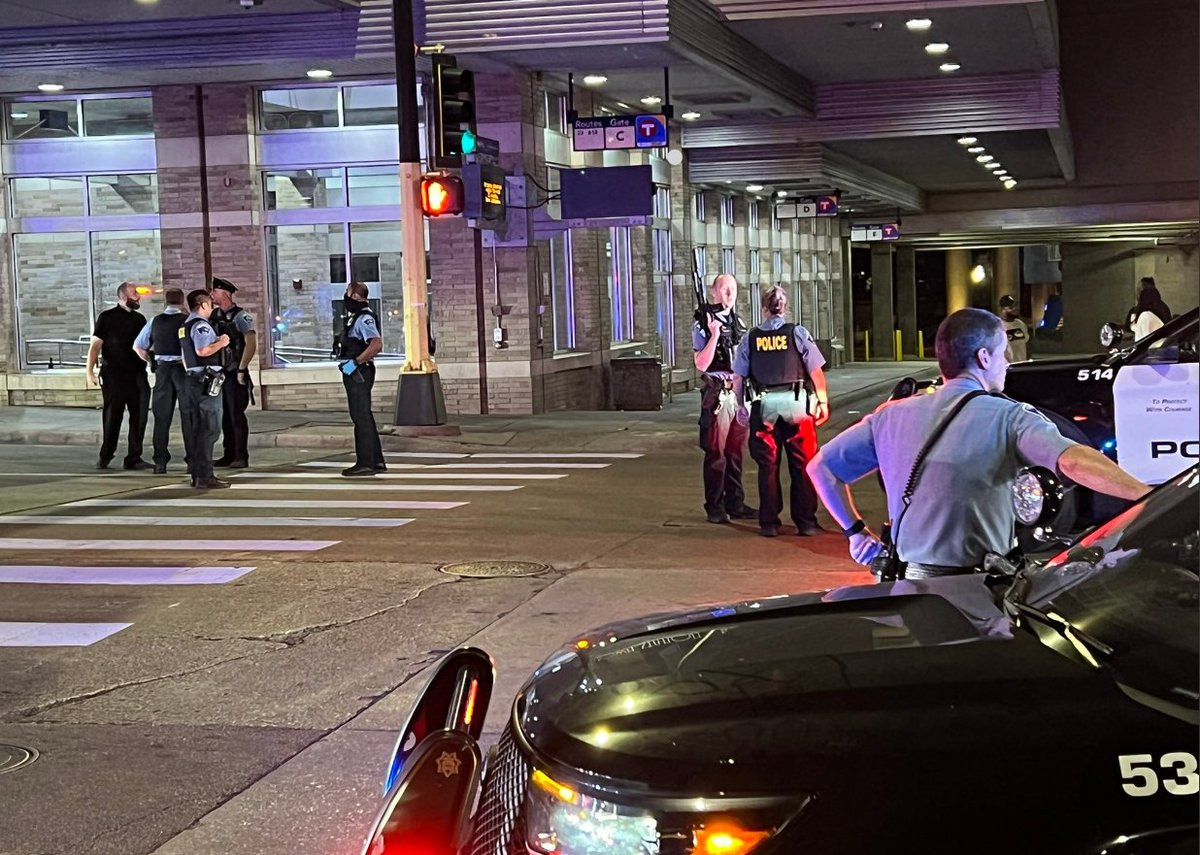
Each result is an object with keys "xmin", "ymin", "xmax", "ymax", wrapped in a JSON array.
[
  {"xmin": 338, "ymin": 305, "xmax": 379, "ymax": 361},
  {"xmin": 214, "ymin": 306, "xmax": 247, "ymax": 369},
  {"xmin": 703, "ymin": 310, "xmax": 746, "ymax": 374},
  {"xmin": 180, "ymin": 316, "xmax": 223, "ymax": 371},
  {"xmin": 747, "ymin": 323, "xmax": 804, "ymax": 388},
  {"xmin": 150, "ymin": 312, "xmax": 185, "ymax": 357}
]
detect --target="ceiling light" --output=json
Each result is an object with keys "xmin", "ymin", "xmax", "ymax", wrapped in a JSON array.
[
  {"xmin": 967, "ymin": 146, "xmax": 985, "ymax": 154},
  {"xmin": 939, "ymin": 62, "xmax": 961, "ymax": 73},
  {"xmin": 135, "ymin": 0, "xmax": 159, "ymax": 4},
  {"xmin": 970, "ymin": 264, "xmax": 987, "ymax": 284},
  {"xmin": 306, "ymin": 69, "xmax": 333, "ymax": 80},
  {"xmin": 976, "ymin": 154, "xmax": 994, "ymax": 163},
  {"xmin": 37, "ymin": 83, "xmax": 64, "ymax": 93},
  {"xmin": 924, "ymin": 42, "xmax": 950, "ymax": 55},
  {"xmin": 776, "ymin": 190, "xmax": 787, "ymax": 197},
  {"xmin": 10, "ymin": 111, "xmax": 28, "ymax": 119},
  {"xmin": 1003, "ymin": 179, "xmax": 1018, "ymax": 189},
  {"xmin": 996, "ymin": 171, "xmax": 1009, "ymax": 178},
  {"xmin": 616, "ymin": 102, "xmax": 632, "ymax": 110},
  {"xmin": 681, "ymin": 110, "xmax": 702, "ymax": 121},
  {"xmin": 905, "ymin": 18, "xmax": 932, "ymax": 31},
  {"xmin": 640, "ymin": 95, "xmax": 662, "ymax": 105},
  {"xmin": 746, "ymin": 184, "xmax": 763, "ymax": 192},
  {"xmin": 582, "ymin": 74, "xmax": 608, "ymax": 86},
  {"xmin": 987, "ymin": 162, "xmax": 1003, "ymax": 171},
  {"xmin": 957, "ymin": 136, "xmax": 977, "ymax": 145}
]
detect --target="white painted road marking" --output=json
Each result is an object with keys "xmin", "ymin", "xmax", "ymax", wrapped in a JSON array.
[
  {"xmin": 0, "ymin": 515, "xmax": 412, "ymax": 528},
  {"xmin": 217, "ymin": 483, "xmax": 521, "ymax": 492},
  {"xmin": 0, "ymin": 565, "xmax": 256, "ymax": 585},
  {"xmin": 470, "ymin": 452, "xmax": 643, "ymax": 458},
  {"xmin": 0, "ymin": 538, "xmax": 339, "ymax": 552},
  {"xmin": 0, "ymin": 622, "xmax": 131, "ymax": 647},
  {"xmin": 300, "ymin": 461, "xmax": 609, "ymax": 470},
  {"xmin": 69, "ymin": 498, "xmax": 468, "ymax": 510},
  {"xmin": 231, "ymin": 472, "xmax": 565, "ymax": 480}
]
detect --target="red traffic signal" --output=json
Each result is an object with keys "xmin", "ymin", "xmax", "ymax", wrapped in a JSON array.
[{"xmin": 420, "ymin": 176, "xmax": 465, "ymax": 217}]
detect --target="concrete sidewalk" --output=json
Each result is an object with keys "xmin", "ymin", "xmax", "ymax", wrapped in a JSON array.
[{"xmin": 0, "ymin": 361, "xmax": 935, "ymax": 453}]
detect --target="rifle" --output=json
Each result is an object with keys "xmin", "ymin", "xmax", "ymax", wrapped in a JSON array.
[{"xmin": 692, "ymin": 246, "xmax": 721, "ymax": 328}]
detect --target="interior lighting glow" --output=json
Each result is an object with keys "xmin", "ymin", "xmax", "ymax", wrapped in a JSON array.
[
  {"xmin": 640, "ymin": 95, "xmax": 662, "ymax": 105},
  {"xmin": 776, "ymin": 190, "xmax": 787, "ymax": 197},
  {"xmin": 582, "ymin": 74, "xmax": 608, "ymax": 86},
  {"xmin": 1003, "ymin": 178, "xmax": 1018, "ymax": 189},
  {"xmin": 531, "ymin": 769, "xmax": 578, "ymax": 804},
  {"xmin": 695, "ymin": 825, "xmax": 771, "ymax": 855},
  {"xmin": 746, "ymin": 184, "xmax": 763, "ymax": 192},
  {"xmin": 681, "ymin": 110, "xmax": 702, "ymax": 120},
  {"xmin": 905, "ymin": 17, "xmax": 932, "ymax": 31},
  {"xmin": 37, "ymin": 83, "xmax": 64, "ymax": 93},
  {"xmin": 967, "ymin": 146, "xmax": 985, "ymax": 153},
  {"xmin": 306, "ymin": 69, "xmax": 333, "ymax": 80},
  {"xmin": 976, "ymin": 154, "xmax": 994, "ymax": 163},
  {"xmin": 592, "ymin": 727, "xmax": 610, "ymax": 746},
  {"xmin": 10, "ymin": 111, "xmax": 28, "ymax": 119},
  {"xmin": 924, "ymin": 42, "xmax": 950, "ymax": 55},
  {"xmin": 970, "ymin": 264, "xmax": 987, "ymax": 284},
  {"xmin": 939, "ymin": 62, "xmax": 961, "ymax": 72},
  {"xmin": 957, "ymin": 136, "xmax": 977, "ymax": 145}
]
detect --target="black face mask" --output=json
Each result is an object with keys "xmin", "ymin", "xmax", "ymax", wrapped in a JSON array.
[{"xmin": 344, "ymin": 295, "xmax": 368, "ymax": 313}]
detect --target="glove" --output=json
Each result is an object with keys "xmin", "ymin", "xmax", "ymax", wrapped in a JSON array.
[{"xmin": 340, "ymin": 360, "xmax": 358, "ymax": 376}]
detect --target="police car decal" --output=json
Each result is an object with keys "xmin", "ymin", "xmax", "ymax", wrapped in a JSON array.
[
  {"xmin": 1118, "ymin": 752, "xmax": 1199, "ymax": 797},
  {"xmin": 1112, "ymin": 362, "xmax": 1200, "ymax": 483}
]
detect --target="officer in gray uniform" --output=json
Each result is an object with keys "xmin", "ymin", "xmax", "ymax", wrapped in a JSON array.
[
  {"xmin": 733, "ymin": 286, "xmax": 831, "ymax": 537},
  {"xmin": 133, "ymin": 287, "xmax": 188, "ymax": 474},
  {"xmin": 808, "ymin": 308, "xmax": 1150, "ymax": 577},
  {"xmin": 179, "ymin": 289, "xmax": 231, "ymax": 489},
  {"xmin": 211, "ymin": 277, "xmax": 257, "ymax": 469},
  {"xmin": 335, "ymin": 281, "xmax": 386, "ymax": 477}
]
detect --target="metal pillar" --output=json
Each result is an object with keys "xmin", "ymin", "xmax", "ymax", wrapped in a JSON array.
[
  {"xmin": 870, "ymin": 243, "xmax": 896, "ymax": 360},
  {"xmin": 896, "ymin": 244, "xmax": 917, "ymax": 357}
]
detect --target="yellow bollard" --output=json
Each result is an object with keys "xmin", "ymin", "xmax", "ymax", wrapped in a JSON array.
[
  {"xmin": 864, "ymin": 329, "xmax": 870, "ymax": 362},
  {"xmin": 894, "ymin": 330, "xmax": 903, "ymax": 362},
  {"xmin": 918, "ymin": 330, "xmax": 925, "ymax": 359}
]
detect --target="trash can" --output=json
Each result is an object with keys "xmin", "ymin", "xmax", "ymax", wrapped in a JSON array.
[{"xmin": 609, "ymin": 351, "xmax": 662, "ymax": 411}]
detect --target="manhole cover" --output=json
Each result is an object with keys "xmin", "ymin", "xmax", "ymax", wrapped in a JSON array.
[
  {"xmin": 439, "ymin": 560, "xmax": 552, "ymax": 578},
  {"xmin": 0, "ymin": 743, "xmax": 38, "ymax": 775}
]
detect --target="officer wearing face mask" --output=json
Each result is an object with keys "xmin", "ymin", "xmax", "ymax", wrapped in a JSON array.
[
  {"xmin": 334, "ymin": 281, "xmax": 385, "ymax": 477},
  {"xmin": 86, "ymin": 281, "xmax": 150, "ymax": 470}
]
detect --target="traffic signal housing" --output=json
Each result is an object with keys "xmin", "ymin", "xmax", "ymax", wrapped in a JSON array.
[
  {"xmin": 430, "ymin": 55, "xmax": 475, "ymax": 169},
  {"xmin": 421, "ymin": 175, "xmax": 465, "ymax": 217}
]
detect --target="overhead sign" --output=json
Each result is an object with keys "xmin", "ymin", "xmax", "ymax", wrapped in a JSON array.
[
  {"xmin": 464, "ymin": 134, "xmax": 501, "ymax": 166},
  {"xmin": 572, "ymin": 115, "xmax": 668, "ymax": 152},
  {"xmin": 881, "ymin": 223, "xmax": 901, "ymax": 240},
  {"xmin": 816, "ymin": 195, "xmax": 839, "ymax": 216},
  {"xmin": 851, "ymin": 226, "xmax": 884, "ymax": 242},
  {"xmin": 775, "ymin": 201, "xmax": 816, "ymax": 219}
]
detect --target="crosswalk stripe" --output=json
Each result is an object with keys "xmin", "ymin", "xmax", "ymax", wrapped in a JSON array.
[
  {"xmin": 470, "ymin": 452, "xmax": 643, "ymax": 459},
  {"xmin": 230, "ymin": 472, "xmax": 565, "ymax": 480},
  {"xmin": 218, "ymin": 483, "xmax": 521, "ymax": 492},
  {"xmin": 68, "ymin": 498, "xmax": 468, "ymax": 510},
  {"xmin": 0, "ymin": 538, "xmax": 339, "ymax": 552},
  {"xmin": 300, "ymin": 461, "xmax": 609, "ymax": 470},
  {"xmin": 0, "ymin": 622, "xmax": 131, "ymax": 647},
  {"xmin": 0, "ymin": 515, "xmax": 412, "ymax": 528},
  {"xmin": 0, "ymin": 565, "xmax": 256, "ymax": 585}
]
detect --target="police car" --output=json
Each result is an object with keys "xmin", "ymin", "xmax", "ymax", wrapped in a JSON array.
[{"xmin": 361, "ymin": 468, "xmax": 1199, "ymax": 855}]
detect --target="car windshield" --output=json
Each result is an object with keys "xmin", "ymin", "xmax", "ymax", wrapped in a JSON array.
[{"xmin": 1024, "ymin": 467, "xmax": 1199, "ymax": 709}]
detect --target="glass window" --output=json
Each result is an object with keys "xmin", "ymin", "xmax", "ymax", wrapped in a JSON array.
[
  {"xmin": 750, "ymin": 249, "xmax": 760, "ymax": 276},
  {"xmin": 343, "ymin": 84, "xmax": 398, "ymax": 126},
  {"xmin": 748, "ymin": 202, "xmax": 760, "ymax": 230},
  {"xmin": 265, "ymin": 169, "xmax": 345, "ymax": 210},
  {"xmin": 348, "ymin": 166, "xmax": 400, "ymax": 207},
  {"xmin": 82, "ymin": 97, "xmax": 153, "ymax": 136},
  {"xmin": 771, "ymin": 204, "xmax": 780, "ymax": 231},
  {"xmin": 549, "ymin": 231, "xmax": 575, "ymax": 351},
  {"xmin": 267, "ymin": 224, "xmax": 347, "ymax": 364},
  {"xmin": 721, "ymin": 196, "xmax": 734, "ymax": 226},
  {"xmin": 5, "ymin": 100, "xmax": 80, "ymax": 140},
  {"xmin": 694, "ymin": 245, "xmax": 707, "ymax": 280},
  {"xmin": 10, "ymin": 176, "xmax": 85, "ymax": 218},
  {"xmin": 608, "ymin": 227, "xmax": 634, "ymax": 342},
  {"xmin": 694, "ymin": 191, "xmax": 706, "ymax": 223},
  {"xmin": 654, "ymin": 185, "xmax": 671, "ymax": 219},
  {"xmin": 90, "ymin": 230, "xmax": 162, "ymax": 319},
  {"xmin": 722, "ymin": 247, "xmax": 735, "ymax": 274},
  {"xmin": 653, "ymin": 229, "xmax": 672, "ymax": 273},
  {"xmin": 87, "ymin": 175, "xmax": 159, "ymax": 216},
  {"xmin": 350, "ymin": 221, "xmax": 404, "ymax": 355},
  {"xmin": 655, "ymin": 274, "xmax": 675, "ymax": 366},
  {"xmin": 545, "ymin": 92, "xmax": 568, "ymax": 134},
  {"xmin": 261, "ymin": 87, "xmax": 339, "ymax": 131},
  {"xmin": 14, "ymin": 232, "xmax": 90, "ymax": 368}
]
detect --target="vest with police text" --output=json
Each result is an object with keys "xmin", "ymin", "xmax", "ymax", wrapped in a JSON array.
[
  {"xmin": 150, "ymin": 312, "xmax": 185, "ymax": 358},
  {"xmin": 747, "ymin": 323, "xmax": 804, "ymax": 388},
  {"xmin": 180, "ymin": 317, "xmax": 222, "ymax": 371},
  {"xmin": 339, "ymin": 305, "xmax": 378, "ymax": 361}
]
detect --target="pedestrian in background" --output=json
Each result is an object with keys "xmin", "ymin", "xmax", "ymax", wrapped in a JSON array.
[
  {"xmin": 733, "ymin": 286, "xmax": 830, "ymax": 538},
  {"xmin": 1129, "ymin": 279, "xmax": 1172, "ymax": 339},
  {"xmin": 336, "ymin": 281, "xmax": 386, "ymax": 477},
  {"xmin": 210, "ymin": 277, "xmax": 257, "ymax": 469},
  {"xmin": 179, "ymin": 289, "xmax": 231, "ymax": 489},
  {"xmin": 86, "ymin": 282, "xmax": 150, "ymax": 470},
  {"xmin": 997, "ymin": 294, "xmax": 1030, "ymax": 362},
  {"xmin": 693, "ymin": 273, "xmax": 755, "ymax": 524},
  {"xmin": 133, "ymin": 287, "xmax": 187, "ymax": 474}
]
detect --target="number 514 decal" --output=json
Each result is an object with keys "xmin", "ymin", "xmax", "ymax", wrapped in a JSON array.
[
  {"xmin": 1078, "ymin": 368, "xmax": 1115, "ymax": 381},
  {"xmin": 1119, "ymin": 752, "xmax": 1199, "ymax": 796}
]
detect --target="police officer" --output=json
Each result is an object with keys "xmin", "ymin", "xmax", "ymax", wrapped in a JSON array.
[
  {"xmin": 336, "ymin": 281, "xmax": 386, "ymax": 477},
  {"xmin": 997, "ymin": 294, "xmax": 1029, "ymax": 362},
  {"xmin": 808, "ymin": 308, "xmax": 1150, "ymax": 577},
  {"xmin": 210, "ymin": 277, "xmax": 257, "ymax": 469},
  {"xmin": 733, "ymin": 286, "xmax": 831, "ymax": 538},
  {"xmin": 86, "ymin": 282, "xmax": 149, "ymax": 470},
  {"xmin": 693, "ymin": 273, "xmax": 755, "ymax": 524},
  {"xmin": 179, "ymin": 289, "xmax": 231, "ymax": 489},
  {"xmin": 133, "ymin": 288, "xmax": 187, "ymax": 474}
]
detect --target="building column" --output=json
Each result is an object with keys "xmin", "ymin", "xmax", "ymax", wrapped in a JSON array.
[
  {"xmin": 992, "ymin": 245, "xmax": 1020, "ymax": 307},
  {"xmin": 870, "ymin": 243, "xmax": 895, "ymax": 360},
  {"xmin": 946, "ymin": 248, "xmax": 971, "ymax": 314},
  {"xmin": 896, "ymin": 244, "xmax": 917, "ymax": 357}
]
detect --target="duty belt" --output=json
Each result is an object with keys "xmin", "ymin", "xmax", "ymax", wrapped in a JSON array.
[{"xmin": 759, "ymin": 382, "xmax": 802, "ymax": 393}]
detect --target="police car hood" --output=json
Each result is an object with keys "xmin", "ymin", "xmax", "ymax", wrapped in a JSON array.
[
  {"xmin": 1007, "ymin": 352, "xmax": 1110, "ymax": 373},
  {"xmin": 515, "ymin": 579, "xmax": 1161, "ymax": 794}
]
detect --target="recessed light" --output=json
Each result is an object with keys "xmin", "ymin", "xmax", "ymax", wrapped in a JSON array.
[
  {"xmin": 746, "ymin": 184, "xmax": 763, "ymax": 192},
  {"xmin": 582, "ymin": 74, "xmax": 607, "ymax": 86},
  {"xmin": 957, "ymin": 136, "xmax": 977, "ymax": 145},
  {"xmin": 987, "ymin": 163, "xmax": 1003, "ymax": 171},
  {"xmin": 776, "ymin": 190, "xmax": 787, "ymax": 197},
  {"xmin": 905, "ymin": 18, "xmax": 932, "ymax": 31},
  {"xmin": 976, "ymin": 154, "xmax": 994, "ymax": 163},
  {"xmin": 968, "ymin": 146, "xmax": 985, "ymax": 154},
  {"xmin": 640, "ymin": 95, "xmax": 662, "ymax": 105},
  {"xmin": 924, "ymin": 42, "xmax": 950, "ymax": 55},
  {"xmin": 939, "ymin": 62, "xmax": 961, "ymax": 73},
  {"xmin": 10, "ymin": 111, "xmax": 28, "ymax": 119},
  {"xmin": 996, "ymin": 171, "xmax": 1009, "ymax": 178},
  {"xmin": 681, "ymin": 110, "xmax": 702, "ymax": 121},
  {"xmin": 306, "ymin": 69, "xmax": 333, "ymax": 80},
  {"xmin": 37, "ymin": 83, "xmax": 64, "ymax": 93},
  {"xmin": 1003, "ymin": 179, "xmax": 1017, "ymax": 189},
  {"xmin": 135, "ymin": 0, "xmax": 159, "ymax": 5},
  {"xmin": 616, "ymin": 102, "xmax": 632, "ymax": 110}
]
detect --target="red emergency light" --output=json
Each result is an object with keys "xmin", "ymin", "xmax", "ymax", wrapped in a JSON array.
[{"xmin": 420, "ymin": 176, "xmax": 465, "ymax": 217}]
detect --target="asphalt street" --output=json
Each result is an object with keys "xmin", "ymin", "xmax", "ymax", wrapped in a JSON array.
[{"xmin": 0, "ymin": 384, "xmax": 902, "ymax": 855}]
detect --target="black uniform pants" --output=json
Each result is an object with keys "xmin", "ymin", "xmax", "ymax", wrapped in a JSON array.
[
  {"xmin": 99, "ymin": 369, "xmax": 149, "ymax": 466},
  {"xmin": 344, "ymin": 363, "xmax": 384, "ymax": 468},
  {"xmin": 151, "ymin": 362, "xmax": 186, "ymax": 468},
  {"xmin": 220, "ymin": 370, "xmax": 251, "ymax": 463},
  {"xmin": 698, "ymin": 390, "xmax": 747, "ymax": 514},
  {"xmin": 179, "ymin": 373, "xmax": 223, "ymax": 481},
  {"xmin": 748, "ymin": 395, "xmax": 818, "ymax": 530}
]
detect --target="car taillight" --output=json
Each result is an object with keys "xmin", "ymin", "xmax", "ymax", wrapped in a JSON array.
[{"xmin": 694, "ymin": 824, "xmax": 771, "ymax": 855}]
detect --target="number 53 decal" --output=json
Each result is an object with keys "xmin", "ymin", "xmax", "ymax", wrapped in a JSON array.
[{"xmin": 1119, "ymin": 753, "xmax": 1199, "ymax": 796}]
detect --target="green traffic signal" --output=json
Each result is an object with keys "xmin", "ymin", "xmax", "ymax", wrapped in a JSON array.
[{"xmin": 461, "ymin": 129, "xmax": 477, "ymax": 155}]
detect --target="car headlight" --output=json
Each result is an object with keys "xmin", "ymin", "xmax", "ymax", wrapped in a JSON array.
[
  {"xmin": 1012, "ymin": 466, "xmax": 1065, "ymax": 536},
  {"xmin": 1012, "ymin": 470, "xmax": 1045, "ymax": 526},
  {"xmin": 1100, "ymin": 322, "xmax": 1124, "ymax": 348},
  {"xmin": 525, "ymin": 769, "xmax": 659, "ymax": 855}
]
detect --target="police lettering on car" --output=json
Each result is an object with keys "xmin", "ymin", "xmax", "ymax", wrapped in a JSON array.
[
  {"xmin": 335, "ymin": 281, "xmax": 386, "ymax": 477},
  {"xmin": 178, "ymin": 289, "xmax": 231, "ymax": 489},
  {"xmin": 210, "ymin": 277, "xmax": 257, "ymax": 469},
  {"xmin": 133, "ymin": 287, "xmax": 187, "ymax": 474}
]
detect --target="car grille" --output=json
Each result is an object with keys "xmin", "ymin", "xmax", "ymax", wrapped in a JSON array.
[{"xmin": 467, "ymin": 725, "xmax": 530, "ymax": 855}]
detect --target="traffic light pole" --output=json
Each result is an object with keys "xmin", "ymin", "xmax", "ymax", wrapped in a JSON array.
[{"xmin": 391, "ymin": 0, "xmax": 447, "ymax": 426}]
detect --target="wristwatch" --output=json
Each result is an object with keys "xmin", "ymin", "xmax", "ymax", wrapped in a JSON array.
[{"xmin": 842, "ymin": 519, "xmax": 867, "ymax": 538}]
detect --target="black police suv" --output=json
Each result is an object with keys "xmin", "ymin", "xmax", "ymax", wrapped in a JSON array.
[{"xmin": 362, "ymin": 468, "xmax": 1199, "ymax": 855}]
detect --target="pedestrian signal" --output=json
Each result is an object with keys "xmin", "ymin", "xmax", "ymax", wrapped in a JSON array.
[{"xmin": 421, "ymin": 176, "xmax": 465, "ymax": 217}]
